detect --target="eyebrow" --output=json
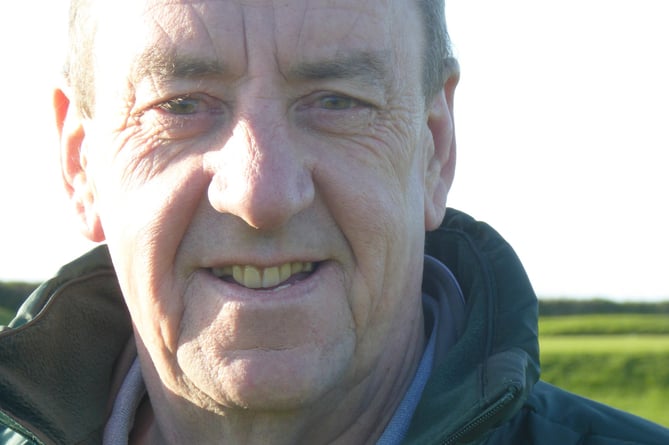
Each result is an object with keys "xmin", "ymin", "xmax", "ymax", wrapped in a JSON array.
[
  {"xmin": 131, "ymin": 50, "xmax": 228, "ymax": 83},
  {"xmin": 287, "ymin": 50, "xmax": 391, "ymax": 89},
  {"xmin": 131, "ymin": 48, "xmax": 391, "ymax": 90}
]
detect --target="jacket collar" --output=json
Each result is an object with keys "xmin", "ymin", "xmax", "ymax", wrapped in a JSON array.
[{"xmin": 405, "ymin": 208, "xmax": 540, "ymax": 444}]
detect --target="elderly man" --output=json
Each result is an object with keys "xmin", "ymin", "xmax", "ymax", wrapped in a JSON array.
[{"xmin": 0, "ymin": 0, "xmax": 667, "ymax": 444}]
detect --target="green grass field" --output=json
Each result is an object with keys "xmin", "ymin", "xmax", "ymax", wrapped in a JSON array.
[
  {"xmin": 540, "ymin": 315, "xmax": 669, "ymax": 427},
  {"xmin": 540, "ymin": 313, "xmax": 669, "ymax": 336}
]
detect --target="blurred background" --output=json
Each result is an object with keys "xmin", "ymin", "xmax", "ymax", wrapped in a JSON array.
[{"xmin": 446, "ymin": 0, "xmax": 669, "ymax": 301}]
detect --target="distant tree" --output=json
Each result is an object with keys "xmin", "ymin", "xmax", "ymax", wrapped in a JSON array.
[{"xmin": 539, "ymin": 298, "xmax": 669, "ymax": 316}]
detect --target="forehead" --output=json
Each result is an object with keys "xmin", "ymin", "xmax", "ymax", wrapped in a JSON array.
[{"xmin": 92, "ymin": 0, "xmax": 423, "ymax": 83}]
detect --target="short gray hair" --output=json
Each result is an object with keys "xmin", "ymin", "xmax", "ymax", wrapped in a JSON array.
[
  {"xmin": 63, "ymin": 0, "xmax": 96, "ymax": 117},
  {"xmin": 416, "ymin": 0, "xmax": 453, "ymax": 102}
]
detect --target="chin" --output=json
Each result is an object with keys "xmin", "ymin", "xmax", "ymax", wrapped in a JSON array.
[{"xmin": 179, "ymin": 337, "xmax": 356, "ymax": 412}]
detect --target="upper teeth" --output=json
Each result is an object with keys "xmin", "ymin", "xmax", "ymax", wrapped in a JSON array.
[{"xmin": 212, "ymin": 262, "xmax": 314, "ymax": 289}]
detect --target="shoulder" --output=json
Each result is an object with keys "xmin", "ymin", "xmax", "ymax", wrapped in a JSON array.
[
  {"xmin": 0, "ymin": 245, "xmax": 132, "ymax": 444},
  {"xmin": 486, "ymin": 381, "xmax": 669, "ymax": 445},
  {"xmin": 5, "ymin": 245, "xmax": 118, "ymax": 328}
]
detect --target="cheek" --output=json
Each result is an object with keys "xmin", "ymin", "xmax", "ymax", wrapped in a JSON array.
[
  {"xmin": 91, "ymin": 144, "xmax": 212, "ymax": 359},
  {"xmin": 315, "ymin": 128, "xmax": 427, "ymax": 259},
  {"xmin": 99, "ymin": 163, "xmax": 204, "ymax": 284},
  {"xmin": 89, "ymin": 120, "xmax": 210, "ymax": 262},
  {"xmin": 313, "ymin": 136, "xmax": 427, "ymax": 353}
]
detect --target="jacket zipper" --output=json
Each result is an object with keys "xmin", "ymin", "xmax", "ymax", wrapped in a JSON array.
[
  {"xmin": 0, "ymin": 409, "xmax": 45, "ymax": 445},
  {"xmin": 441, "ymin": 385, "xmax": 519, "ymax": 445}
]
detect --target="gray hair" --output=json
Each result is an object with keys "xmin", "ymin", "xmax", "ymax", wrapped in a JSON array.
[
  {"xmin": 416, "ymin": 0, "xmax": 453, "ymax": 102},
  {"xmin": 63, "ymin": 0, "xmax": 96, "ymax": 117}
]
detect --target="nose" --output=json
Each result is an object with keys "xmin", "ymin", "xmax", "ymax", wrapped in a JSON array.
[{"xmin": 207, "ymin": 112, "xmax": 315, "ymax": 230}]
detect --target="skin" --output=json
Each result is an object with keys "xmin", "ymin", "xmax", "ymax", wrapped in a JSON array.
[{"xmin": 55, "ymin": 0, "xmax": 458, "ymax": 443}]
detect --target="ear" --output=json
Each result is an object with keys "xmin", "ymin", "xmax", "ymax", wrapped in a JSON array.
[
  {"xmin": 54, "ymin": 87, "xmax": 105, "ymax": 242},
  {"xmin": 424, "ymin": 59, "xmax": 459, "ymax": 231}
]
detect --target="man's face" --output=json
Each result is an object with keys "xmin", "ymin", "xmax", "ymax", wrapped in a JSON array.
[{"xmin": 64, "ymin": 0, "xmax": 455, "ymax": 412}]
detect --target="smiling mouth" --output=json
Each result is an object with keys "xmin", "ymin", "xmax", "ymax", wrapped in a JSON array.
[{"xmin": 211, "ymin": 262, "xmax": 316, "ymax": 289}]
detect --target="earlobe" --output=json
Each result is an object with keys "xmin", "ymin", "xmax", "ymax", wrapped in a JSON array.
[
  {"xmin": 54, "ymin": 87, "xmax": 105, "ymax": 242},
  {"xmin": 424, "ymin": 60, "xmax": 459, "ymax": 231}
]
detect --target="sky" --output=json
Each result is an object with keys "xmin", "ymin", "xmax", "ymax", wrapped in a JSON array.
[{"xmin": 0, "ymin": 1, "xmax": 667, "ymax": 301}]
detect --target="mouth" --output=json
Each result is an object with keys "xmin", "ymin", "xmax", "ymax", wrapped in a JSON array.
[{"xmin": 211, "ymin": 262, "xmax": 317, "ymax": 290}]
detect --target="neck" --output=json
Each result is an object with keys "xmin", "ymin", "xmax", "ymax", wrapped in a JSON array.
[{"xmin": 132, "ymin": 309, "xmax": 425, "ymax": 445}]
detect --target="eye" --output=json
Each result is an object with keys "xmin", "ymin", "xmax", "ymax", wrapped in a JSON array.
[
  {"xmin": 140, "ymin": 93, "xmax": 229, "ymax": 140},
  {"xmin": 317, "ymin": 95, "xmax": 361, "ymax": 110},
  {"xmin": 158, "ymin": 96, "xmax": 201, "ymax": 114},
  {"xmin": 156, "ymin": 95, "xmax": 223, "ymax": 115},
  {"xmin": 295, "ymin": 92, "xmax": 376, "ymax": 135}
]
